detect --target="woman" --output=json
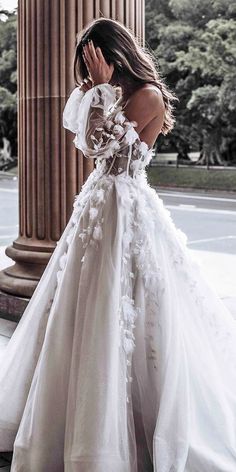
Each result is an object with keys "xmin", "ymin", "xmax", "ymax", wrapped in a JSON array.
[{"xmin": 0, "ymin": 17, "xmax": 236, "ymax": 472}]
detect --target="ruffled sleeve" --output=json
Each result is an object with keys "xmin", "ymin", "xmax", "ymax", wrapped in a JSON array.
[
  {"xmin": 62, "ymin": 83, "xmax": 138, "ymax": 160},
  {"xmin": 62, "ymin": 86, "xmax": 85, "ymax": 134}
]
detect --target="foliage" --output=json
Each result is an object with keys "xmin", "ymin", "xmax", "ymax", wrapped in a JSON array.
[
  {"xmin": 145, "ymin": 0, "xmax": 236, "ymax": 165},
  {"xmin": 147, "ymin": 165, "xmax": 236, "ymax": 191},
  {"xmin": 0, "ymin": 7, "xmax": 17, "ymax": 158},
  {"xmin": 0, "ymin": 3, "xmax": 235, "ymax": 165}
]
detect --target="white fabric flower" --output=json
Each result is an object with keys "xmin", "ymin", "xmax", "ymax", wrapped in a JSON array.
[
  {"xmin": 89, "ymin": 207, "xmax": 98, "ymax": 220},
  {"xmin": 124, "ymin": 128, "xmax": 138, "ymax": 145},
  {"xmin": 114, "ymin": 111, "xmax": 126, "ymax": 124},
  {"xmin": 59, "ymin": 252, "xmax": 67, "ymax": 270},
  {"xmin": 105, "ymin": 120, "xmax": 114, "ymax": 130},
  {"xmin": 113, "ymin": 124, "xmax": 124, "ymax": 136},
  {"xmin": 139, "ymin": 141, "xmax": 148, "ymax": 155},
  {"xmin": 93, "ymin": 188, "xmax": 105, "ymax": 204},
  {"xmin": 93, "ymin": 224, "xmax": 103, "ymax": 240}
]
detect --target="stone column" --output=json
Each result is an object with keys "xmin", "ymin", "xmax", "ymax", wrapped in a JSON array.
[{"xmin": 0, "ymin": 0, "xmax": 145, "ymax": 308}]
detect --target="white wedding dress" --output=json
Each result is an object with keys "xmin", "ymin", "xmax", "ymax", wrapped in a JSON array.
[{"xmin": 0, "ymin": 83, "xmax": 236, "ymax": 472}]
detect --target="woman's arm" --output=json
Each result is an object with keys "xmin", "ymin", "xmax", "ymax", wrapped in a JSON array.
[
  {"xmin": 63, "ymin": 40, "xmax": 135, "ymax": 158},
  {"xmin": 63, "ymin": 82, "xmax": 139, "ymax": 159}
]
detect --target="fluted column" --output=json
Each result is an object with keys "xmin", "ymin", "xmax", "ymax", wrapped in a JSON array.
[{"xmin": 0, "ymin": 0, "xmax": 145, "ymax": 301}]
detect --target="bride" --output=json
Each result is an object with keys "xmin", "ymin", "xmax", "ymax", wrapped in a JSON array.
[{"xmin": 0, "ymin": 17, "xmax": 236, "ymax": 472}]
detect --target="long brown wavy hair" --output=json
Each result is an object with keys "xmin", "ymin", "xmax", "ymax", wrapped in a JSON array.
[{"xmin": 73, "ymin": 17, "xmax": 178, "ymax": 135}]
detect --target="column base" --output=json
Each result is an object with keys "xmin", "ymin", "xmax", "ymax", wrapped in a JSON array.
[
  {"xmin": 0, "ymin": 290, "xmax": 28, "ymax": 323},
  {"xmin": 0, "ymin": 239, "xmax": 55, "ymax": 298}
]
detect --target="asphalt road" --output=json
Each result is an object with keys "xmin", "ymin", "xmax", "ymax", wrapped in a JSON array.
[
  {"xmin": 0, "ymin": 177, "xmax": 236, "ymax": 255},
  {"xmin": 156, "ymin": 188, "xmax": 236, "ymax": 255},
  {"xmin": 0, "ymin": 177, "xmax": 18, "ymax": 247}
]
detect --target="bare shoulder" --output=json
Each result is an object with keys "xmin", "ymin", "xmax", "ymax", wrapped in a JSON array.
[
  {"xmin": 123, "ymin": 83, "xmax": 166, "ymax": 136},
  {"xmin": 125, "ymin": 84, "xmax": 165, "ymax": 122}
]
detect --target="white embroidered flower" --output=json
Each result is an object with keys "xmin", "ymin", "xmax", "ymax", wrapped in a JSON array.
[
  {"xmin": 139, "ymin": 141, "xmax": 148, "ymax": 155},
  {"xmin": 89, "ymin": 207, "xmax": 98, "ymax": 220},
  {"xmin": 105, "ymin": 120, "xmax": 114, "ymax": 130},
  {"xmin": 130, "ymin": 160, "xmax": 141, "ymax": 173},
  {"xmin": 56, "ymin": 270, "xmax": 63, "ymax": 284},
  {"xmin": 66, "ymin": 229, "xmax": 74, "ymax": 245},
  {"xmin": 110, "ymin": 140, "xmax": 121, "ymax": 152},
  {"xmin": 112, "ymin": 124, "xmax": 124, "ymax": 137},
  {"xmin": 93, "ymin": 188, "xmax": 105, "ymax": 204},
  {"xmin": 59, "ymin": 252, "xmax": 67, "ymax": 270},
  {"xmin": 123, "ymin": 336, "xmax": 135, "ymax": 355},
  {"xmin": 114, "ymin": 111, "xmax": 126, "ymax": 124},
  {"xmin": 124, "ymin": 128, "xmax": 138, "ymax": 145},
  {"xmin": 123, "ymin": 230, "xmax": 133, "ymax": 246},
  {"xmin": 93, "ymin": 224, "xmax": 103, "ymax": 240},
  {"xmin": 121, "ymin": 297, "xmax": 137, "ymax": 324},
  {"xmin": 78, "ymin": 231, "xmax": 87, "ymax": 243}
]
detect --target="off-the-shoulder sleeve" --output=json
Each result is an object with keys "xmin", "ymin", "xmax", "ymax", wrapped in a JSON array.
[{"xmin": 62, "ymin": 83, "xmax": 138, "ymax": 160}]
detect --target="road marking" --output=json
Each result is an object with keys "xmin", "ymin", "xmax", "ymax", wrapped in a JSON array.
[
  {"xmin": 188, "ymin": 235, "xmax": 236, "ymax": 245},
  {"xmin": 166, "ymin": 205, "xmax": 236, "ymax": 215},
  {"xmin": 158, "ymin": 191, "xmax": 236, "ymax": 203},
  {"xmin": 179, "ymin": 204, "xmax": 196, "ymax": 209},
  {"xmin": 0, "ymin": 234, "xmax": 17, "ymax": 239},
  {"xmin": 0, "ymin": 188, "xmax": 18, "ymax": 193}
]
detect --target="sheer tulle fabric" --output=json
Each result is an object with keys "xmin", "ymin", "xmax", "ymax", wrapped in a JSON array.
[
  {"xmin": 62, "ymin": 83, "xmax": 155, "ymax": 177},
  {"xmin": 0, "ymin": 83, "xmax": 235, "ymax": 471}
]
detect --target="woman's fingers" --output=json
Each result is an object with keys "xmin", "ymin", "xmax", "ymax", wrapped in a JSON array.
[
  {"xmin": 83, "ymin": 41, "xmax": 103, "ymax": 65},
  {"xmin": 82, "ymin": 40, "xmax": 113, "ymax": 84},
  {"xmin": 83, "ymin": 44, "xmax": 92, "ymax": 68},
  {"xmin": 87, "ymin": 40, "xmax": 98, "ymax": 62},
  {"xmin": 82, "ymin": 50, "xmax": 89, "ymax": 67},
  {"xmin": 95, "ymin": 46, "xmax": 105, "ymax": 63},
  {"xmin": 95, "ymin": 46, "xmax": 114, "ymax": 75}
]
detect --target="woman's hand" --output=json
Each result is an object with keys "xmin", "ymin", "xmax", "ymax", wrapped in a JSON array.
[{"xmin": 82, "ymin": 39, "xmax": 114, "ymax": 87}]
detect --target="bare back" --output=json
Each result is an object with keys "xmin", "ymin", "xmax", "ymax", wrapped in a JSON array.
[{"xmin": 121, "ymin": 84, "xmax": 165, "ymax": 149}]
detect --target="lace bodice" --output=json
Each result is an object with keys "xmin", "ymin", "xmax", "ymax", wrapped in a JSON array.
[{"xmin": 62, "ymin": 83, "xmax": 155, "ymax": 178}]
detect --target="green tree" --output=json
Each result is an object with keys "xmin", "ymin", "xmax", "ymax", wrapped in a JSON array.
[
  {"xmin": 0, "ymin": 6, "xmax": 17, "ymax": 159},
  {"xmin": 145, "ymin": 0, "xmax": 236, "ymax": 165}
]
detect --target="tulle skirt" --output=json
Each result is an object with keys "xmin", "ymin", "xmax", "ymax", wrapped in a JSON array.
[{"xmin": 0, "ymin": 167, "xmax": 236, "ymax": 472}]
